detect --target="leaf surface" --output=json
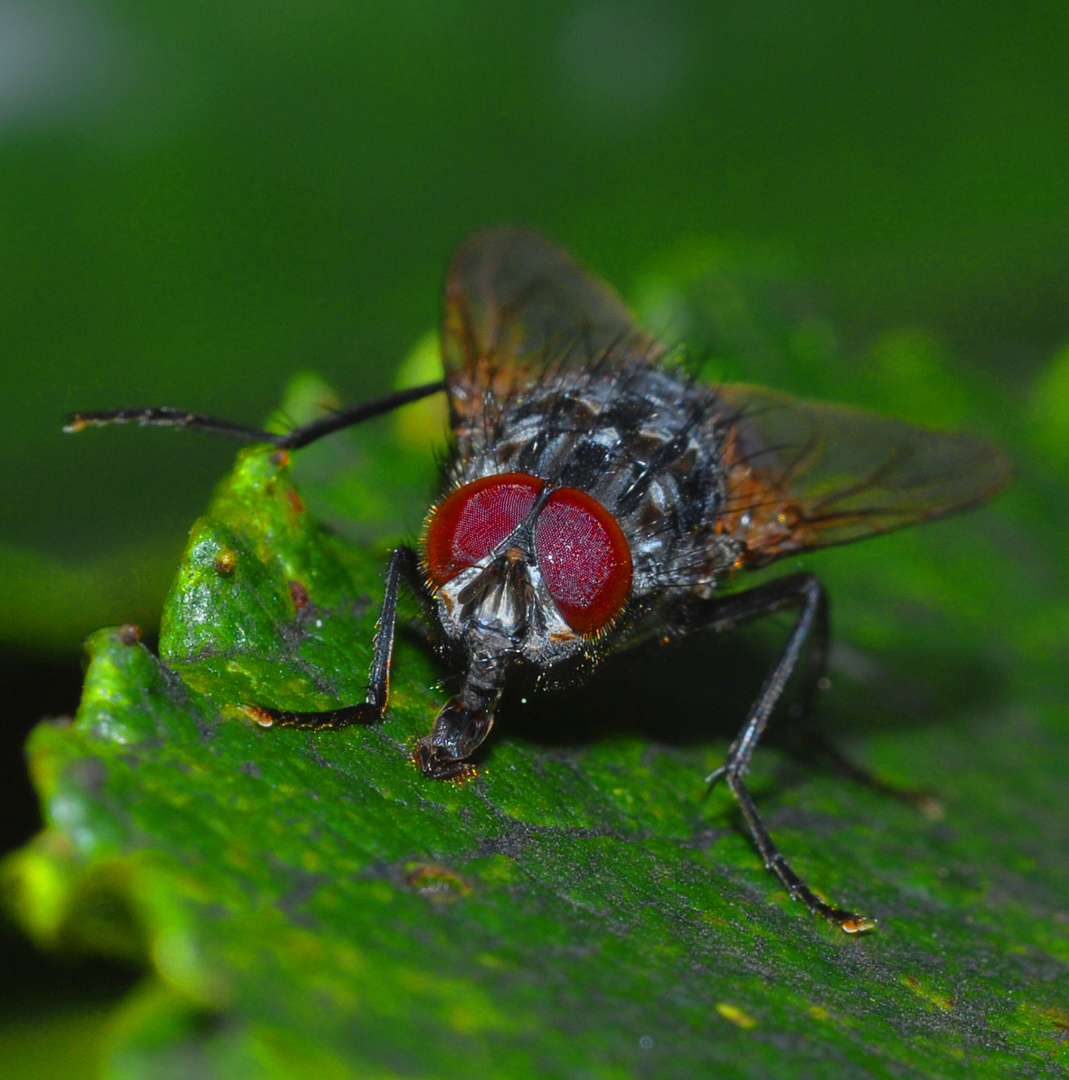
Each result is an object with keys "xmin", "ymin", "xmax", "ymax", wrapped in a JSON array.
[{"xmin": 5, "ymin": 362, "xmax": 1068, "ymax": 1079}]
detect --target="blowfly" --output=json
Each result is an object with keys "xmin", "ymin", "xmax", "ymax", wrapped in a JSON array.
[{"xmin": 67, "ymin": 226, "xmax": 1010, "ymax": 931}]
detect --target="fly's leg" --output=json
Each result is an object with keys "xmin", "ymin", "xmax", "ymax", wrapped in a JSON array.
[
  {"xmin": 67, "ymin": 384, "xmax": 453, "ymax": 740},
  {"xmin": 695, "ymin": 572, "xmax": 875, "ymax": 933},
  {"xmin": 699, "ymin": 573, "xmax": 828, "ymax": 781},
  {"xmin": 762, "ymin": 569, "xmax": 942, "ymax": 819},
  {"xmin": 793, "ymin": 726, "xmax": 943, "ymax": 820},
  {"xmin": 65, "ymin": 381, "xmax": 447, "ymax": 448},
  {"xmin": 242, "ymin": 545, "xmax": 428, "ymax": 731}
]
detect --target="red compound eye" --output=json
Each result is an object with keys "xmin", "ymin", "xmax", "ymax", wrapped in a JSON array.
[
  {"xmin": 425, "ymin": 473, "xmax": 543, "ymax": 585},
  {"xmin": 534, "ymin": 488, "xmax": 632, "ymax": 635}
]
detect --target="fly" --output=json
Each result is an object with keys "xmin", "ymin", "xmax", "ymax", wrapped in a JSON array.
[{"xmin": 66, "ymin": 226, "xmax": 1011, "ymax": 932}]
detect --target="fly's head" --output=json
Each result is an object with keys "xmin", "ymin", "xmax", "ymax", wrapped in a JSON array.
[{"xmin": 414, "ymin": 469, "xmax": 634, "ymax": 779}]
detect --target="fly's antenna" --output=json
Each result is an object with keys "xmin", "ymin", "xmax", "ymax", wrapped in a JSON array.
[{"xmin": 65, "ymin": 380, "xmax": 448, "ymax": 451}]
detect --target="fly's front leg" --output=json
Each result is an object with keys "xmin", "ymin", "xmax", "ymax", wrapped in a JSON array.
[
  {"xmin": 242, "ymin": 545, "xmax": 429, "ymax": 731},
  {"xmin": 694, "ymin": 572, "xmax": 874, "ymax": 933}
]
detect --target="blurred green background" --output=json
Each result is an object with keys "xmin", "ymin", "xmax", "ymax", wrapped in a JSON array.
[{"xmin": 1, "ymin": 0, "xmax": 1066, "ymax": 1070}]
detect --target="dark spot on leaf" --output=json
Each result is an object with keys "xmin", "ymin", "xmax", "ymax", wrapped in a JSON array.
[
  {"xmin": 288, "ymin": 580, "xmax": 310, "ymax": 611},
  {"xmin": 117, "ymin": 625, "xmax": 141, "ymax": 645},
  {"xmin": 69, "ymin": 757, "xmax": 107, "ymax": 792},
  {"xmin": 1043, "ymin": 1007, "xmax": 1069, "ymax": 1039},
  {"xmin": 303, "ymin": 743, "xmax": 334, "ymax": 770},
  {"xmin": 276, "ymin": 872, "xmax": 327, "ymax": 929},
  {"xmin": 344, "ymin": 593, "xmax": 373, "ymax": 623},
  {"xmin": 238, "ymin": 760, "xmax": 262, "ymax": 779}
]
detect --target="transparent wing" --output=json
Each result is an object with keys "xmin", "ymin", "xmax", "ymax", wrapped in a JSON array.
[
  {"xmin": 439, "ymin": 226, "xmax": 1009, "ymax": 558},
  {"xmin": 441, "ymin": 225, "xmax": 662, "ymax": 390},
  {"xmin": 716, "ymin": 384, "xmax": 1012, "ymax": 560}
]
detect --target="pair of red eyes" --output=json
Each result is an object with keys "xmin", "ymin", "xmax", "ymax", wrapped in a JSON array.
[{"xmin": 424, "ymin": 472, "xmax": 632, "ymax": 635}]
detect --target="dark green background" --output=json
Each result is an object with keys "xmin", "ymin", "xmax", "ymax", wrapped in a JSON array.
[{"xmin": 2, "ymin": 1, "xmax": 1067, "ymax": 1076}]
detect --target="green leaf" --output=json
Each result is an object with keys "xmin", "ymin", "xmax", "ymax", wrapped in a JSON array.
[{"xmin": 5, "ymin": 343, "xmax": 1069, "ymax": 1079}]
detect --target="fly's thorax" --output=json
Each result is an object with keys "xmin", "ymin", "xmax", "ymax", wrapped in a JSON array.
[{"xmin": 446, "ymin": 363, "xmax": 740, "ymax": 607}]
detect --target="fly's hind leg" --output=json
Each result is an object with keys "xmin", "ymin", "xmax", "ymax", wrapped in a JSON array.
[
  {"xmin": 791, "ymin": 725, "xmax": 944, "ymax": 820},
  {"xmin": 690, "ymin": 572, "xmax": 875, "ymax": 933}
]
